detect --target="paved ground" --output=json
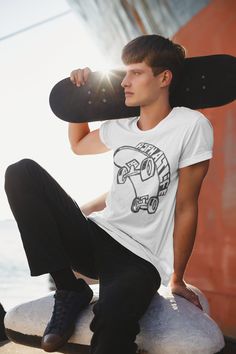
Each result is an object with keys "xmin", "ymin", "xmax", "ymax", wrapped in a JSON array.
[
  {"xmin": 0, "ymin": 340, "xmax": 87, "ymax": 354},
  {"xmin": 0, "ymin": 341, "xmax": 45, "ymax": 353},
  {"xmin": 1, "ymin": 338, "xmax": 235, "ymax": 353}
]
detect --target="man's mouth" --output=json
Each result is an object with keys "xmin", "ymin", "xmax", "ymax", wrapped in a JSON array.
[{"xmin": 125, "ymin": 92, "xmax": 134, "ymax": 96}]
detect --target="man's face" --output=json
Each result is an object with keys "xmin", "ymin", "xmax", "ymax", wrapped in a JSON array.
[{"xmin": 121, "ymin": 61, "xmax": 166, "ymax": 107}]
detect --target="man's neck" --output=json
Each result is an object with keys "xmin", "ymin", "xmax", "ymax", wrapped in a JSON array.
[{"xmin": 138, "ymin": 98, "xmax": 172, "ymax": 131}]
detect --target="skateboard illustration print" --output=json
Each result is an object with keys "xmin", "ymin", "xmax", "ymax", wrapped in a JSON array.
[{"xmin": 114, "ymin": 142, "xmax": 171, "ymax": 214}]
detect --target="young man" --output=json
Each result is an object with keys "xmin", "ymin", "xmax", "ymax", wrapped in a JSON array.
[{"xmin": 5, "ymin": 35, "xmax": 213, "ymax": 354}]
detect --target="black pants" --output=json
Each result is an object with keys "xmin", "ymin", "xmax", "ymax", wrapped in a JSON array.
[{"xmin": 5, "ymin": 159, "xmax": 161, "ymax": 354}]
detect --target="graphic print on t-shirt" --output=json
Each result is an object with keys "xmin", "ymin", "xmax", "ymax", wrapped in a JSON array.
[{"xmin": 114, "ymin": 142, "xmax": 171, "ymax": 214}]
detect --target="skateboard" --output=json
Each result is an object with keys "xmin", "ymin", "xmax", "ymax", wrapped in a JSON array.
[{"xmin": 49, "ymin": 54, "xmax": 236, "ymax": 123}]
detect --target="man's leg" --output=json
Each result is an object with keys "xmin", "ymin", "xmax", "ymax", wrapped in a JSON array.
[
  {"xmin": 4, "ymin": 158, "xmax": 98, "ymax": 351},
  {"xmin": 4, "ymin": 158, "xmax": 97, "ymax": 278},
  {"xmin": 87, "ymin": 228, "xmax": 161, "ymax": 354}
]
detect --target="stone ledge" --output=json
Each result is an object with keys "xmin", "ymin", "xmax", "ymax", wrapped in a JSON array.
[{"xmin": 4, "ymin": 283, "xmax": 225, "ymax": 354}]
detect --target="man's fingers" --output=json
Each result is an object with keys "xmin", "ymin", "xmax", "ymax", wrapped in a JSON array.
[
  {"xmin": 70, "ymin": 69, "xmax": 82, "ymax": 86},
  {"xmin": 193, "ymin": 296, "xmax": 203, "ymax": 310},
  {"xmin": 83, "ymin": 67, "xmax": 91, "ymax": 82},
  {"xmin": 70, "ymin": 72, "xmax": 76, "ymax": 84},
  {"xmin": 171, "ymin": 284, "xmax": 203, "ymax": 311},
  {"xmin": 70, "ymin": 68, "xmax": 91, "ymax": 87},
  {"xmin": 185, "ymin": 289, "xmax": 203, "ymax": 310},
  {"xmin": 75, "ymin": 69, "xmax": 84, "ymax": 86},
  {"xmin": 191, "ymin": 296, "xmax": 203, "ymax": 310},
  {"xmin": 175, "ymin": 288, "xmax": 203, "ymax": 311}
]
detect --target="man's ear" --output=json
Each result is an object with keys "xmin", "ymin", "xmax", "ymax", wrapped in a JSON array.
[{"xmin": 160, "ymin": 70, "xmax": 172, "ymax": 87}]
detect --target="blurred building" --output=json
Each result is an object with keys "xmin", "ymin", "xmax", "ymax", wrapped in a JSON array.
[{"xmin": 67, "ymin": 0, "xmax": 210, "ymax": 66}]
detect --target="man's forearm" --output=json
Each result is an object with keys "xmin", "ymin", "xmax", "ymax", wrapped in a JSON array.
[
  {"xmin": 81, "ymin": 192, "xmax": 108, "ymax": 216},
  {"xmin": 68, "ymin": 122, "xmax": 90, "ymax": 152},
  {"xmin": 171, "ymin": 205, "xmax": 198, "ymax": 282}
]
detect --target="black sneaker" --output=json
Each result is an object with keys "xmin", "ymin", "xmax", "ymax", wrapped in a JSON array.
[
  {"xmin": 41, "ymin": 284, "xmax": 93, "ymax": 352},
  {"xmin": 0, "ymin": 303, "xmax": 7, "ymax": 342}
]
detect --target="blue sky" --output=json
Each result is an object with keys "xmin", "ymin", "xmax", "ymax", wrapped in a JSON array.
[{"xmin": 0, "ymin": 0, "xmax": 116, "ymax": 220}]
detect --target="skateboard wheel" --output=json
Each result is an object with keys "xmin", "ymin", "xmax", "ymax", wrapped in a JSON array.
[
  {"xmin": 131, "ymin": 197, "xmax": 140, "ymax": 212},
  {"xmin": 147, "ymin": 197, "xmax": 159, "ymax": 214},
  {"xmin": 140, "ymin": 158, "xmax": 155, "ymax": 181},
  {"xmin": 117, "ymin": 166, "xmax": 129, "ymax": 184}
]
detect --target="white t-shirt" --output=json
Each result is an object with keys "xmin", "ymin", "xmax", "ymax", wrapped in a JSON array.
[{"xmin": 87, "ymin": 106, "xmax": 213, "ymax": 286}]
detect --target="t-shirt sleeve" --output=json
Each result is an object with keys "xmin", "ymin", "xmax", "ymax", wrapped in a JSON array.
[
  {"xmin": 99, "ymin": 120, "xmax": 113, "ymax": 149},
  {"xmin": 178, "ymin": 116, "xmax": 214, "ymax": 169}
]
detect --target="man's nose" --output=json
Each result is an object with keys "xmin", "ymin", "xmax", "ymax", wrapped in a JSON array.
[{"xmin": 121, "ymin": 74, "xmax": 130, "ymax": 88}]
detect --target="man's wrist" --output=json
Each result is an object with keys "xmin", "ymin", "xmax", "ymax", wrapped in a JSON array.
[{"xmin": 170, "ymin": 272, "xmax": 184, "ymax": 283}]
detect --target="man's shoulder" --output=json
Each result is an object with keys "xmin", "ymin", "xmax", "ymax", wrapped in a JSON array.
[
  {"xmin": 173, "ymin": 106, "xmax": 209, "ymax": 127},
  {"xmin": 173, "ymin": 107, "xmax": 213, "ymax": 147}
]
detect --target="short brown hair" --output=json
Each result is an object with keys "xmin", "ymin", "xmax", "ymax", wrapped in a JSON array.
[{"xmin": 121, "ymin": 34, "xmax": 186, "ymax": 92}]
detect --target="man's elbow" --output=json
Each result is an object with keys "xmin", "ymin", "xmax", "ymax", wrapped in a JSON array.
[{"xmin": 70, "ymin": 143, "xmax": 81, "ymax": 155}]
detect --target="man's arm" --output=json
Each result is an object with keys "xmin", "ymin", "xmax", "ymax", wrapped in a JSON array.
[
  {"xmin": 80, "ymin": 192, "xmax": 108, "ymax": 216},
  {"xmin": 169, "ymin": 160, "xmax": 210, "ymax": 310},
  {"xmin": 68, "ymin": 67, "xmax": 110, "ymax": 155}
]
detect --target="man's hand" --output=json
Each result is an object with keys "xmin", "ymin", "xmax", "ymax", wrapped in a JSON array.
[
  {"xmin": 169, "ymin": 278, "xmax": 203, "ymax": 311},
  {"xmin": 80, "ymin": 192, "xmax": 108, "ymax": 217},
  {"xmin": 70, "ymin": 67, "xmax": 91, "ymax": 87}
]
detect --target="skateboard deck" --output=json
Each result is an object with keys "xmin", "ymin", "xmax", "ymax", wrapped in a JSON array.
[{"xmin": 49, "ymin": 54, "xmax": 236, "ymax": 123}]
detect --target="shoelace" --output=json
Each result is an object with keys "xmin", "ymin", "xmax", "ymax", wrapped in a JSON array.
[{"xmin": 47, "ymin": 291, "xmax": 77, "ymax": 332}]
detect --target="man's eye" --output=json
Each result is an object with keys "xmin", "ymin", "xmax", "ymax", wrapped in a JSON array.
[{"xmin": 134, "ymin": 72, "xmax": 140, "ymax": 75}]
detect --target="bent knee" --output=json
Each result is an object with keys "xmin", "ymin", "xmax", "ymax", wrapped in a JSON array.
[{"xmin": 5, "ymin": 158, "xmax": 38, "ymax": 190}]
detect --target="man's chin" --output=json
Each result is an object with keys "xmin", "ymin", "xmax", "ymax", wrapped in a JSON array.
[{"xmin": 124, "ymin": 99, "xmax": 139, "ymax": 107}]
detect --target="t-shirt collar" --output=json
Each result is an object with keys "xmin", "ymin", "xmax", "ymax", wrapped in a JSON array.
[{"xmin": 132, "ymin": 107, "xmax": 177, "ymax": 134}]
